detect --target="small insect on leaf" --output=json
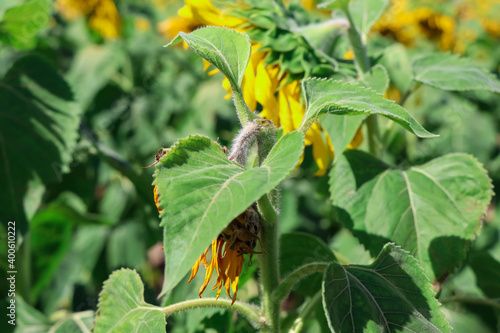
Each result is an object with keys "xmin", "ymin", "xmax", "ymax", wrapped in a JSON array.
[{"xmin": 143, "ymin": 147, "xmax": 170, "ymax": 168}]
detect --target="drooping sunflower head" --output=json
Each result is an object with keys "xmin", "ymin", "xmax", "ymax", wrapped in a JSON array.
[{"xmin": 188, "ymin": 203, "xmax": 263, "ymax": 304}]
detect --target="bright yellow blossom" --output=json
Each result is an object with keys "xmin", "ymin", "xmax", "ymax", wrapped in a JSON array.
[
  {"xmin": 160, "ymin": 0, "xmax": 339, "ymax": 175},
  {"xmin": 158, "ymin": 0, "xmax": 245, "ymax": 40}
]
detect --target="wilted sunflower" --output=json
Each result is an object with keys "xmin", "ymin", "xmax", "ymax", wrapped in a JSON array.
[
  {"xmin": 158, "ymin": 0, "xmax": 363, "ymax": 176},
  {"xmin": 56, "ymin": 0, "xmax": 121, "ymax": 38},
  {"xmin": 154, "ymin": 184, "xmax": 261, "ymax": 304}
]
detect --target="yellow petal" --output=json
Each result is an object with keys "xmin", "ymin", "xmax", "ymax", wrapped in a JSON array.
[
  {"xmin": 346, "ymin": 127, "xmax": 364, "ymax": 149},
  {"xmin": 185, "ymin": 0, "xmax": 245, "ymax": 27},
  {"xmin": 255, "ymin": 61, "xmax": 279, "ymax": 125},
  {"xmin": 222, "ymin": 77, "xmax": 232, "ymax": 100},
  {"xmin": 323, "ymin": 128, "xmax": 335, "ymax": 159}
]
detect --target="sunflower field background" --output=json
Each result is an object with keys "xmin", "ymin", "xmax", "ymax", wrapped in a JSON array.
[{"xmin": 1, "ymin": 0, "xmax": 500, "ymax": 332}]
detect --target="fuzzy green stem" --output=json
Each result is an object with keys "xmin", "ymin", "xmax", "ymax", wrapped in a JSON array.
[
  {"xmin": 257, "ymin": 194, "xmax": 280, "ymax": 333},
  {"xmin": 161, "ymin": 298, "xmax": 263, "ymax": 327},
  {"xmin": 232, "ymin": 87, "xmax": 258, "ymax": 126},
  {"xmin": 272, "ymin": 262, "xmax": 329, "ymax": 302},
  {"xmin": 289, "ymin": 291, "xmax": 323, "ymax": 333},
  {"xmin": 366, "ymin": 115, "xmax": 382, "ymax": 157},
  {"xmin": 344, "ymin": 9, "xmax": 370, "ymax": 77},
  {"xmin": 343, "ymin": 7, "xmax": 383, "ymax": 158}
]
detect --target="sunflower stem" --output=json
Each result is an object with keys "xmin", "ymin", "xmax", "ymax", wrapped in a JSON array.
[
  {"xmin": 232, "ymin": 86, "xmax": 259, "ymax": 126},
  {"xmin": 161, "ymin": 298, "xmax": 263, "ymax": 327},
  {"xmin": 272, "ymin": 262, "xmax": 330, "ymax": 302},
  {"xmin": 257, "ymin": 194, "xmax": 280, "ymax": 332},
  {"xmin": 343, "ymin": 6, "xmax": 382, "ymax": 158}
]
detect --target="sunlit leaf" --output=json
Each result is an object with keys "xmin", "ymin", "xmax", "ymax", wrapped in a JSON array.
[
  {"xmin": 94, "ymin": 269, "xmax": 166, "ymax": 333},
  {"xmin": 300, "ymin": 78, "xmax": 435, "ymax": 138},
  {"xmin": 155, "ymin": 131, "xmax": 304, "ymax": 295},
  {"xmin": 329, "ymin": 151, "xmax": 493, "ymax": 279},
  {"xmin": 322, "ymin": 243, "xmax": 451, "ymax": 332},
  {"xmin": 166, "ymin": 27, "xmax": 250, "ymax": 89},
  {"xmin": 0, "ymin": 0, "xmax": 51, "ymax": 49},
  {"xmin": 349, "ymin": 0, "xmax": 389, "ymax": 35},
  {"xmin": 413, "ymin": 53, "xmax": 500, "ymax": 93},
  {"xmin": 280, "ymin": 232, "xmax": 335, "ymax": 295}
]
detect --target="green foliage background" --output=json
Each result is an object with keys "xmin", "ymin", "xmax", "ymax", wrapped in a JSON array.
[{"xmin": 1, "ymin": 0, "xmax": 500, "ymax": 332}]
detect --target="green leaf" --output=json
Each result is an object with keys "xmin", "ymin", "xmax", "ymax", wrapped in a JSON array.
[
  {"xmin": 443, "ymin": 308, "xmax": 495, "ymax": 333},
  {"xmin": 280, "ymin": 232, "xmax": 336, "ymax": 295},
  {"xmin": 300, "ymin": 78, "xmax": 435, "ymax": 138},
  {"xmin": 0, "ymin": 0, "xmax": 20, "ymax": 18},
  {"xmin": 165, "ymin": 27, "xmax": 250, "ymax": 89},
  {"xmin": 66, "ymin": 45, "xmax": 125, "ymax": 110},
  {"xmin": 39, "ymin": 225, "xmax": 109, "ymax": 314},
  {"xmin": 320, "ymin": 115, "xmax": 365, "ymax": 159},
  {"xmin": 0, "ymin": 54, "xmax": 81, "ymax": 234},
  {"xmin": 407, "ymin": 88, "xmax": 496, "ymax": 163},
  {"xmin": 362, "ymin": 64, "xmax": 390, "ymax": 94},
  {"xmin": 319, "ymin": 65, "xmax": 388, "ymax": 157},
  {"xmin": 469, "ymin": 252, "xmax": 500, "ymax": 298},
  {"xmin": 318, "ymin": 0, "xmax": 349, "ymax": 10},
  {"xmin": 0, "ymin": 0, "xmax": 51, "ymax": 49},
  {"xmin": 16, "ymin": 296, "xmax": 50, "ymax": 332},
  {"xmin": 107, "ymin": 221, "xmax": 146, "ymax": 269},
  {"xmin": 413, "ymin": 53, "xmax": 500, "ymax": 93},
  {"xmin": 155, "ymin": 131, "xmax": 305, "ymax": 295},
  {"xmin": 322, "ymin": 243, "xmax": 451, "ymax": 332},
  {"xmin": 94, "ymin": 269, "xmax": 166, "ymax": 333},
  {"xmin": 349, "ymin": 0, "xmax": 389, "ymax": 35},
  {"xmin": 330, "ymin": 228, "xmax": 372, "ymax": 265},
  {"xmin": 16, "ymin": 296, "xmax": 95, "ymax": 333},
  {"xmin": 329, "ymin": 151, "xmax": 493, "ymax": 279},
  {"xmin": 380, "ymin": 44, "xmax": 413, "ymax": 93}
]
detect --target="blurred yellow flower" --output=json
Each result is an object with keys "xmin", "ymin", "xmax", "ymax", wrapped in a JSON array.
[
  {"xmin": 56, "ymin": 0, "xmax": 121, "ymax": 38},
  {"xmin": 134, "ymin": 17, "xmax": 151, "ymax": 32},
  {"xmin": 158, "ymin": 0, "xmax": 245, "ymax": 40},
  {"xmin": 373, "ymin": 0, "xmax": 456, "ymax": 51}
]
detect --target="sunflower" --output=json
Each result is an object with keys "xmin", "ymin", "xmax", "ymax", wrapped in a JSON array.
[
  {"xmin": 56, "ymin": 0, "xmax": 121, "ymax": 38},
  {"xmin": 158, "ymin": 0, "xmax": 362, "ymax": 176},
  {"xmin": 154, "ymin": 186, "xmax": 261, "ymax": 304}
]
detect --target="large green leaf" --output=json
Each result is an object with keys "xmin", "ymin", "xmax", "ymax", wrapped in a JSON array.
[
  {"xmin": 155, "ymin": 131, "xmax": 304, "ymax": 295},
  {"xmin": 329, "ymin": 151, "xmax": 492, "ymax": 279},
  {"xmin": 280, "ymin": 232, "xmax": 335, "ymax": 295},
  {"xmin": 0, "ymin": 54, "xmax": 81, "ymax": 234},
  {"xmin": 166, "ymin": 27, "xmax": 250, "ymax": 89},
  {"xmin": 318, "ymin": 0, "xmax": 349, "ymax": 10},
  {"xmin": 407, "ymin": 88, "xmax": 496, "ymax": 164},
  {"xmin": 413, "ymin": 53, "xmax": 500, "ymax": 93},
  {"xmin": 320, "ymin": 115, "xmax": 365, "ymax": 159},
  {"xmin": 349, "ymin": 0, "xmax": 389, "ymax": 35},
  {"xmin": 0, "ymin": 0, "xmax": 51, "ymax": 49},
  {"xmin": 469, "ymin": 252, "xmax": 500, "ymax": 298},
  {"xmin": 94, "ymin": 269, "xmax": 166, "ymax": 333},
  {"xmin": 299, "ymin": 78, "xmax": 435, "ymax": 138},
  {"xmin": 320, "ymin": 65, "xmax": 389, "ymax": 157},
  {"xmin": 16, "ymin": 296, "xmax": 94, "ymax": 333},
  {"xmin": 380, "ymin": 44, "xmax": 413, "ymax": 94},
  {"xmin": 322, "ymin": 243, "xmax": 450, "ymax": 332}
]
